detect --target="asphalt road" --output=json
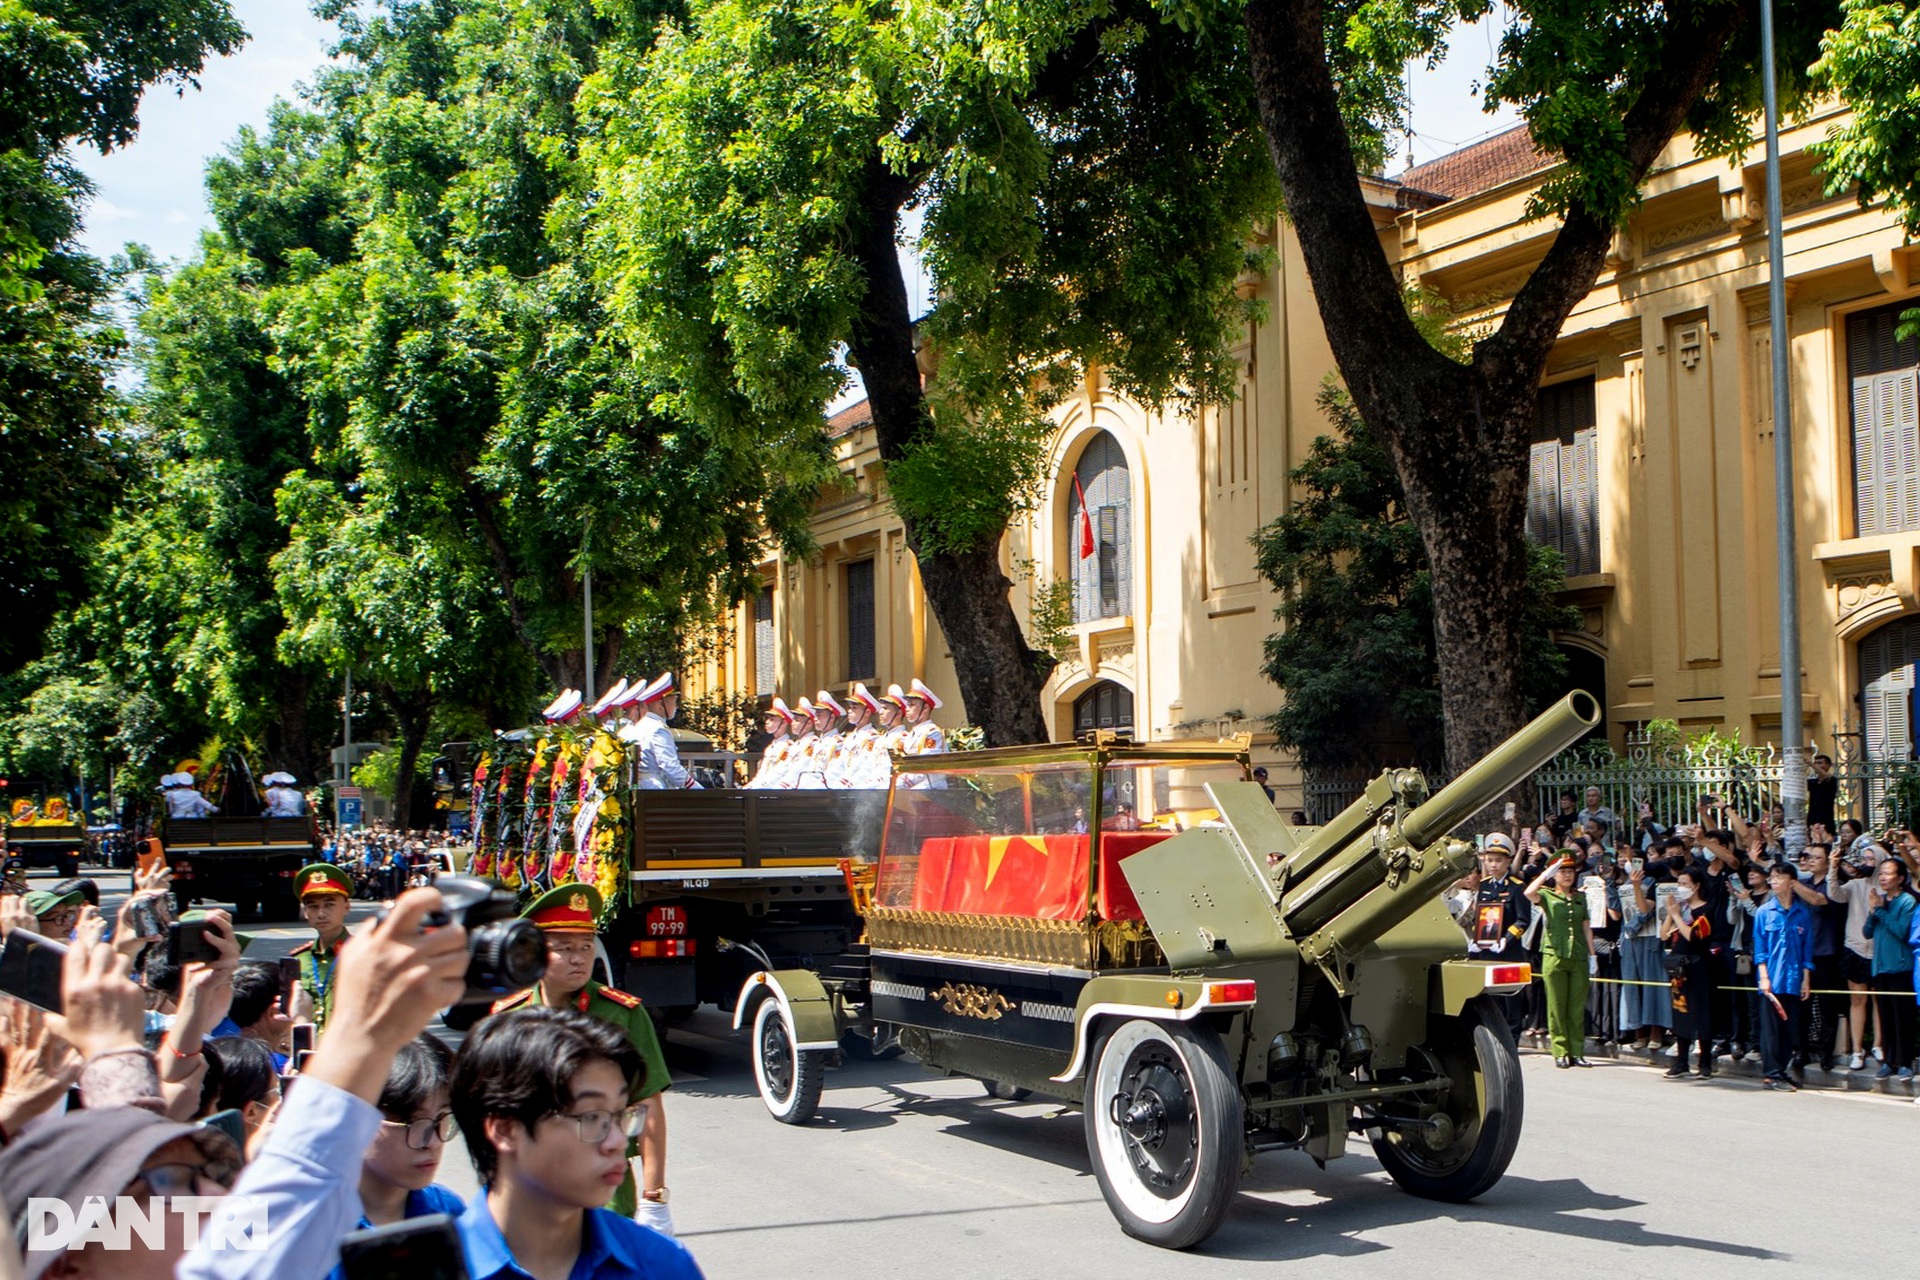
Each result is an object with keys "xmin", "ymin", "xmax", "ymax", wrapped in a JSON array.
[{"xmin": 70, "ymin": 868, "xmax": 1917, "ymax": 1278}]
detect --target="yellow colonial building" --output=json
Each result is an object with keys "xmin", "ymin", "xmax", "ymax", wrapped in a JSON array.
[{"xmin": 689, "ymin": 102, "xmax": 1920, "ymax": 793}]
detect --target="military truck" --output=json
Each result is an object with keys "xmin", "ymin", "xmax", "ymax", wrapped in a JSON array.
[
  {"xmin": 2, "ymin": 797, "xmax": 85, "ymax": 877},
  {"xmin": 161, "ymin": 815, "xmax": 321, "ymax": 920},
  {"xmin": 726, "ymin": 692, "xmax": 1601, "ymax": 1249}
]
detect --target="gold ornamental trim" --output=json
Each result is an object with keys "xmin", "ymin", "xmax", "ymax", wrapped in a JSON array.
[
  {"xmin": 863, "ymin": 908, "xmax": 1162, "ymax": 971},
  {"xmin": 930, "ymin": 981, "xmax": 1013, "ymax": 1020}
]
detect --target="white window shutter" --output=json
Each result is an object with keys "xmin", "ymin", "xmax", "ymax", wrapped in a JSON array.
[
  {"xmin": 1527, "ymin": 440, "xmax": 1562, "ymax": 551},
  {"xmin": 1854, "ymin": 377, "xmax": 1881, "ymax": 536}
]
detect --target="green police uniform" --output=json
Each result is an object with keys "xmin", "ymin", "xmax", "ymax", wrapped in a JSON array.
[
  {"xmin": 293, "ymin": 863, "xmax": 354, "ymax": 1029},
  {"xmin": 490, "ymin": 882, "xmax": 670, "ymax": 1218}
]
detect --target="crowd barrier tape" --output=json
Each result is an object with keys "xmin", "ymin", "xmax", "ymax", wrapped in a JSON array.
[{"xmin": 1560, "ymin": 975, "xmax": 1896, "ymax": 998}]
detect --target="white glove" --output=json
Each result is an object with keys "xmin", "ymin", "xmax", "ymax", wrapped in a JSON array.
[
  {"xmin": 1464, "ymin": 940, "xmax": 1484, "ymax": 955},
  {"xmin": 633, "ymin": 1196, "xmax": 675, "ymax": 1238},
  {"xmin": 1588, "ymin": 954, "xmax": 1599, "ymax": 977}
]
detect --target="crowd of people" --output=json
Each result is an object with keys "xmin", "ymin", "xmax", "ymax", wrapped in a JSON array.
[
  {"xmin": 320, "ymin": 826, "xmax": 444, "ymax": 900},
  {"xmin": 0, "ymin": 862, "xmax": 701, "ymax": 1279},
  {"xmin": 1450, "ymin": 781, "xmax": 1920, "ymax": 1093}
]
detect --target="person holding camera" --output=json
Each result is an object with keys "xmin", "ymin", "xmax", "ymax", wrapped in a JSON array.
[
  {"xmin": 1662, "ymin": 866, "xmax": 1722, "ymax": 1080},
  {"xmin": 1826, "ymin": 844, "xmax": 1883, "ymax": 1069},
  {"xmin": 1864, "ymin": 857, "xmax": 1917, "ymax": 1080},
  {"xmin": 449, "ymin": 1006, "xmax": 702, "ymax": 1279},
  {"xmin": 488, "ymin": 883, "xmax": 674, "ymax": 1235},
  {"xmin": 1524, "ymin": 852, "xmax": 1596, "ymax": 1068}
]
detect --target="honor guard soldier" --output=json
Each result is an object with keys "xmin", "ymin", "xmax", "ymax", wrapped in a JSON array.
[
  {"xmin": 262, "ymin": 772, "xmax": 306, "ymax": 817},
  {"xmin": 629, "ymin": 673, "xmax": 702, "ymax": 790},
  {"xmin": 290, "ymin": 863, "xmax": 353, "ymax": 1029},
  {"xmin": 542, "ymin": 687, "xmax": 585, "ymax": 726},
  {"xmin": 787, "ymin": 696, "xmax": 824, "ymax": 788},
  {"xmin": 588, "ymin": 677, "xmax": 631, "ymax": 724},
  {"xmin": 810, "ymin": 690, "xmax": 847, "ymax": 784},
  {"xmin": 163, "ymin": 772, "xmax": 218, "ymax": 819},
  {"xmin": 896, "ymin": 678, "xmax": 949, "ymax": 790},
  {"xmin": 829, "ymin": 684, "xmax": 887, "ymax": 789},
  {"xmin": 879, "ymin": 685, "xmax": 912, "ymax": 756},
  {"xmin": 1470, "ymin": 832, "xmax": 1534, "ymax": 1038},
  {"xmin": 746, "ymin": 697, "xmax": 798, "ymax": 789},
  {"xmin": 490, "ymin": 882, "xmax": 676, "ymax": 1233}
]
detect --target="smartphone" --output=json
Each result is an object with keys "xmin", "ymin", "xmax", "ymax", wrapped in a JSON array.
[
  {"xmin": 294, "ymin": 1048, "xmax": 314, "ymax": 1074},
  {"xmin": 202, "ymin": 1108, "xmax": 248, "ymax": 1149},
  {"xmin": 0, "ymin": 930, "xmax": 66, "ymax": 1013},
  {"xmin": 278, "ymin": 956, "xmax": 301, "ymax": 1014},
  {"xmin": 339, "ymin": 1214, "xmax": 469, "ymax": 1280},
  {"xmin": 167, "ymin": 918, "xmax": 221, "ymax": 966},
  {"xmin": 1631, "ymin": 858, "xmax": 1645, "ymax": 875},
  {"xmin": 291, "ymin": 1023, "xmax": 315, "ymax": 1057},
  {"xmin": 128, "ymin": 896, "xmax": 166, "ymax": 942},
  {"xmin": 1502, "ymin": 802, "xmax": 1516, "ymax": 822}
]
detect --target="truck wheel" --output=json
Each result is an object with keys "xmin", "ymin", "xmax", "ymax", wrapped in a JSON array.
[
  {"xmin": 752, "ymin": 997, "xmax": 825, "ymax": 1125},
  {"xmin": 1369, "ymin": 995, "xmax": 1524, "ymax": 1203},
  {"xmin": 1084, "ymin": 1018, "xmax": 1242, "ymax": 1250},
  {"xmin": 984, "ymin": 1080, "xmax": 1033, "ymax": 1101}
]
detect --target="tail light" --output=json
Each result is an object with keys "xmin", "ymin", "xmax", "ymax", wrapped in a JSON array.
[
  {"xmin": 1484, "ymin": 963, "xmax": 1532, "ymax": 989},
  {"xmin": 1205, "ymin": 980, "xmax": 1258, "ymax": 1006},
  {"xmin": 628, "ymin": 939, "xmax": 697, "ymax": 959}
]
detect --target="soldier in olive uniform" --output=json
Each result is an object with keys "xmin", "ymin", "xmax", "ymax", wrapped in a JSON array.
[
  {"xmin": 1469, "ymin": 833, "xmax": 1534, "ymax": 1040},
  {"xmin": 490, "ymin": 882, "xmax": 676, "ymax": 1234},
  {"xmin": 289, "ymin": 863, "xmax": 353, "ymax": 1029}
]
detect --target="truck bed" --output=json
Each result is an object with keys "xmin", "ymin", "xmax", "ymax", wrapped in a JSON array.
[
  {"xmin": 626, "ymin": 789, "xmax": 887, "ymax": 886},
  {"xmin": 161, "ymin": 817, "xmax": 317, "ymax": 853}
]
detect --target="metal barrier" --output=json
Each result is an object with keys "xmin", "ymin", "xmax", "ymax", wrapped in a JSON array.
[{"xmin": 1532, "ymin": 744, "xmax": 1918, "ymax": 832}]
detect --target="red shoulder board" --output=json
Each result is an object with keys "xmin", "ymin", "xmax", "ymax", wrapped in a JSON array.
[
  {"xmin": 490, "ymin": 989, "xmax": 535, "ymax": 1015},
  {"xmin": 288, "ymin": 942, "xmax": 314, "ymax": 956},
  {"xmin": 595, "ymin": 985, "xmax": 643, "ymax": 1010}
]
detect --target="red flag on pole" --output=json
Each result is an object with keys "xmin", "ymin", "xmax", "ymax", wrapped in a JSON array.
[{"xmin": 1072, "ymin": 472, "xmax": 1095, "ymax": 560}]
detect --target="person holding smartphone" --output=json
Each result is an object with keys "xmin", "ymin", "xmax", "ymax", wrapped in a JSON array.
[{"xmin": 1524, "ymin": 852, "xmax": 1597, "ymax": 1068}]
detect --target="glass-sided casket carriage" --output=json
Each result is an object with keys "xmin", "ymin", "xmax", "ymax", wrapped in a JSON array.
[{"xmin": 729, "ymin": 692, "xmax": 1601, "ymax": 1248}]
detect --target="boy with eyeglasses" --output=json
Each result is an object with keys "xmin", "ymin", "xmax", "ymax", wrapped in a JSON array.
[
  {"xmin": 489, "ymin": 882, "xmax": 672, "ymax": 1230},
  {"xmin": 450, "ymin": 1006, "xmax": 702, "ymax": 1280}
]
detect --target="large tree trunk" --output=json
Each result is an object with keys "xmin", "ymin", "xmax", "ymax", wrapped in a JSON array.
[
  {"xmin": 380, "ymin": 685, "xmax": 435, "ymax": 832},
  {"xmin": 265, "ymin": 670, "xmax": 314, "ymax": 781},
  {"xmin": 844, "ymin": 159, "xmax": 1052, "ymax": 746},
  {"xmin": 1242, "ymin": 0, "xmax": 1742, "ymax": 779}
]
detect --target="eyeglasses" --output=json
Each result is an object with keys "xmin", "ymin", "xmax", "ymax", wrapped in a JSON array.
[
  {"xmin": 127, "ymin": 1159, "xmax": 237, "ymax": 1198},
  {"xmin": 546, "ymin": 1104, "xmax": 645, "ymax": 1145},
  {"xmin": 381, "ymin": 1111, "xmax": 458, "ymax": 1149}
]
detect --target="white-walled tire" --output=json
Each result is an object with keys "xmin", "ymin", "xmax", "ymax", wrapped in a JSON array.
[
  {"xmin": 752, "ymin": 996, "xmax": 825, "ymax": 1125},
  {"xmin": 1084, "ymin": 1018, "xmax": 1242, "ymax": 1249}
]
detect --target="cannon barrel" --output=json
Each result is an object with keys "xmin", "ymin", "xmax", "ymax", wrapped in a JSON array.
[
  {"xmin": 1401, "ymin": 690, "xmax": 1602, "ymax": 848},
  {"xmin": 1292, "ymin": 690, "xmax": 1603, "ymax": 970}
]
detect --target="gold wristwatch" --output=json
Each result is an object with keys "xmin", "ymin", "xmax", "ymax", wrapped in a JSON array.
[{"xmin": 642, "ymin": 1187, "xmax": 670, "ymax": 1204}]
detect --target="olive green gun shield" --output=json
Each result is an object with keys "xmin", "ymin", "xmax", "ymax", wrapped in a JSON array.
[{"xmin": 1120, "ymin": 782, "xmax": 1294, "ymax": 969}]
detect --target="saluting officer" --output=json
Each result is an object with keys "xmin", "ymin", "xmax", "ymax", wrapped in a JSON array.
[
  {"xmin": 629, "ymin": 673, "xmax": 701, "ymax": 790},
  {"xmin": 289, "ymin": 863, "xmax": 353, "ymax": 1029},
  {"xmin": 746, "ymin": 697, "xmax": 798, "ymax": 789},
  {"xmin": 1470, "ymin": 832, "xmax": 1534, "ymax": 1038},
  {"xmin": 490, "ymin": 883, "xmax": 676, "ymax": 1233}
]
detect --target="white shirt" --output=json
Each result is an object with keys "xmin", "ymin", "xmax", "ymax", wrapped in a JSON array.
[
  {"xmin": 747, "ymin": 735, "xmax": 794, "ymax": 789},
  {"xmin": 166, "ymin": 788, "xmax": 218, "ymax": 818},
  {"xmin": 632, "ymin": 711, "xmax": 700, "ymax": 790},
  {"xmin": 895, "ymin": 720, "xmax": 948, "ymax": 790},
  {"xmin": 828, "ymin": 724, "xmax": 884, "ymax": 789},
  {"xmin": 264, "ymin": 786, "xmax": 307, "ymax": 817}
]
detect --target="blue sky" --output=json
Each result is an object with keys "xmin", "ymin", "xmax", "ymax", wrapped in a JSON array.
[{"xmin": 71, "ymin": 5, "xmax": 1519, "ymax": 267}]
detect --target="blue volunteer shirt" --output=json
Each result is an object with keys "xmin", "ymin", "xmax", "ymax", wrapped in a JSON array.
[
  {"xmin": 456, "ymin": 1189, "xmax": 704, "ymax": 1280},
  {"xmin": 1752, "ymin": 895, "xmax": 1814, "ymax": 996},
  {"xmin": 325, "ymin": 1185, "xmax": 467, "ymax": 1280}
]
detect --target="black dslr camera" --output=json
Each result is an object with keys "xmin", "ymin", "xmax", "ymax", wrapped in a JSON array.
[{"xmin": 414, "ymin": 874, "xmax": 548, "ymax": 1006}]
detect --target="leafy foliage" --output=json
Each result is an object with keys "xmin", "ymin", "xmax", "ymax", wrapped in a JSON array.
[{"xmin": 1256, "ymin": 381, "xmax": 1581, "ymax": 773}]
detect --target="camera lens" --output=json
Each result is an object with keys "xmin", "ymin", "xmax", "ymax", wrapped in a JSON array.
[{"xmin": 466, "ymin": 919, "xmax": 548, "ymax": 994}]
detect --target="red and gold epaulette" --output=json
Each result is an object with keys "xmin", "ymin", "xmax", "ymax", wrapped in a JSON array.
[
  {"xmin": 288, "ymin": 941, "xmax": 314, "ymax": 956},
  {"xmin": 595, "ymin": 985, "xmax": 643, "ymax": 1010},
  {"xmin": 490, "ymin": 988, "xmax": 535, "ymax": 1015}
]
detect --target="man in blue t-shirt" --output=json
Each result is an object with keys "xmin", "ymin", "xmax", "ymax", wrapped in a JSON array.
[
  {"xmin": 449, "ymin": 1006, "xmax": 703, "ymax": 1280},
  {"xmin": 1753, "ymin": 861, "xmax": 1815, "ymax": 1090}
]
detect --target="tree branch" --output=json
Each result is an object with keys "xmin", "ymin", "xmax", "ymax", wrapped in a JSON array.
[
  {"xmin": 1241, "ymin": 0, "xmax": 1462, "ymax": 424},
  {"xmin": 1481, "ymin": 0, "xmax": 1748, "ymax": 393}
]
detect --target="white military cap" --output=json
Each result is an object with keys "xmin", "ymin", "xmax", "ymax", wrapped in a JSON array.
[
  {"xmin": 635, "ymin": 672, "xmax": 676, "ymax": 704},
  {"xmin": 814, "ymin": 689, "xmax": 846, "ymax": 717},
  {"xmin": 907, "ymin": 677, "xmax": 943, "ymax": 710}
]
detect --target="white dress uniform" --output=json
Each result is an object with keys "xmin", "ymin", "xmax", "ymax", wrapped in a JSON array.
[
  {"xmin": 828, "ymin": 723, "xmax": 884, "ymax": 788},
  {"xmin": 747, "ymin": 734, "xmax": 795, "ymax": 789},
  {"xmin": 633, "ymin": 710, "xmax": 700, "ymax": 790},
  {"xmin": 264, "ymin": 785, "xmax": 307, "ymax": 817},
  {"xmin": 164, "ymin": 776, "xmax": 218, "ymax": 819}
]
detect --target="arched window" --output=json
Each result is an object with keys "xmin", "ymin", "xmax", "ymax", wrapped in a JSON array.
[
  {"xmin": 1066, "ymin": 432, "xmax": 1132, "ymax": 623},
  {"xmin": 1072, "ymin": 681, "xmax": 1135, "ymax": 739},
  {"xmin": 1859, "ymin": 616, "xmax": 1920, "ymax": 761}
]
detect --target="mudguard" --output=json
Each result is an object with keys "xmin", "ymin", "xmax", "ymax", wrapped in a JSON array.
[
  {"xmin": 1051, "ymin": 974, "xmax": 1258, "ymax": 1084},
  {"xmin": 731, "ymin": 968, "xmax": 839, "ymax": 1050}
]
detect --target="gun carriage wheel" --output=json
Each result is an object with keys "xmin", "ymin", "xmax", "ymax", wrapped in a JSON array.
[
  {"xmin": 1084, "ymin": 1018, "xmax": 1242, "ymax": 1249},
  {"xmin": 1366, "ymin": 996, "xmax": 1523, "ymax": 1202},
  {"xmin": 752, "ymin": 997, "xmax": 827, "ymax": 1125}
]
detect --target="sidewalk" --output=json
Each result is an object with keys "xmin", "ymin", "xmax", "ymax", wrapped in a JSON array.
[{"xmin": 1518, "ymin": 1037, "xmax": 1920, "ymax": 1098}]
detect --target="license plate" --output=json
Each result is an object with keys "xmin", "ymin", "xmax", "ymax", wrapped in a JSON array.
[{"xmin": 645, "ymin": 906, "xmax": 688, "ymax": 937}]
